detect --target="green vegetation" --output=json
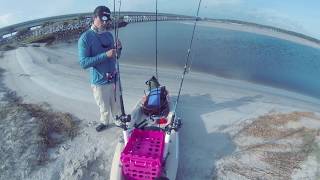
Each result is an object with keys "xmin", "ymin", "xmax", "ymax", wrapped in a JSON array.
[
  {"xmin": 42, "ymin": 21, "xmax": 54, "ymax": 27},
  {"xmin": 16, "ymin": 28, "xmax": 31, "ymax": 38},
  {"xmin": 0, "ymin": 44, "xmax": 18, "ymax": 51},
  {"xmin": 23, "ymin": 34, "xmax": 56, "ymax": 44}
]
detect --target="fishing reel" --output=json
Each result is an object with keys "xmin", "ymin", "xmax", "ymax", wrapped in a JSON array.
[
  {"xmin": 116, "ymin": 114, "xmax": 131, "ymax": 130},
  {"xmin": 164, "ymin": 116, "xmax": 182, "ymax": 133},
  {"xmin": 171, "ymin": 117, "xmax": 182, "ymax": 131}
]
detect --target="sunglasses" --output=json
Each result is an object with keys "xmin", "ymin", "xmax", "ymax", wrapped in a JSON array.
[{"xmin": 99, "ymin": 14, "xmax": 112, "ymax": 23}]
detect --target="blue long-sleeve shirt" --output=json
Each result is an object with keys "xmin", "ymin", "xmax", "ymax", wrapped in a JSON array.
[{"xmin": 78, "ymin": 29, "xmax": 117, "ymax": 85}]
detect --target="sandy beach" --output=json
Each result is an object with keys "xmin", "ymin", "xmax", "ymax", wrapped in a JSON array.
[{"xmin": 1, "ymin": 26, "xmax": 320, "ymax": 179}]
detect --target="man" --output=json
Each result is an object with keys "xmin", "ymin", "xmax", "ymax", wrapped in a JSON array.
[{"xmin": 78, "ymin": 6, "xmax": 122, "ymax": 132}]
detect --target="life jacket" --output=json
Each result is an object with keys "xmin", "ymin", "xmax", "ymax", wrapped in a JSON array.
[{"xmin": 142, "ymin": 77, "xmax": 169, "ymax": 116}]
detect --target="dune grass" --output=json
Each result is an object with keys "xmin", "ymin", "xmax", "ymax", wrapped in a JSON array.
[
  {"xmin": 0, "ymin": 44, "xmax": 18, "ymax": 51},
  {"xmin": 1, "ymin": 90, "xmax": 79, "ymax": 164},
  {"xmin": 217, "ymin": 111, "xmax": 320, "ymax": 179}
]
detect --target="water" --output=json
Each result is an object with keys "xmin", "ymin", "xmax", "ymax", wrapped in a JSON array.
[{"xmin": 117, "ymin": 21, "xmax": 320, "ymax": 99}]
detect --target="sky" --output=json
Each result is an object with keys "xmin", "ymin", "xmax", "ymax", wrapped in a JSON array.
[{"xmin": 0, "ymin": 0, "xmax": 319, "ymax": 39}]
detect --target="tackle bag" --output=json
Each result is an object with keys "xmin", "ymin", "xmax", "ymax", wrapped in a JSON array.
[{"xmin": 142, "ymin": 76, "xmax": 169, "ymax": 116}]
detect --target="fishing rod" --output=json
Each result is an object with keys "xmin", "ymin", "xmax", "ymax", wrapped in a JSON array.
[
  {"xmin": 172, "ymin": 0, "xmax": 202, "ymax": 121},
  {"xmin": 155, "ymin": 0, "xmax": 158, "ymax": 80},
  {"xmin": 113, "ymin": 0, "xmax": 131, "ymax": 127},
  {"xmin": 155, "ymin": 0, "xmax": 161, "ymax": 117},
  {"xmin": 115, "ymin": 0, "xmax": 121, "ymax": 44}
]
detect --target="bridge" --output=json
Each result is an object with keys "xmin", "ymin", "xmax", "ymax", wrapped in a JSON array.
[{"xmin": 0, "ymin": 12, "xmax": 195, "ymax": 39}]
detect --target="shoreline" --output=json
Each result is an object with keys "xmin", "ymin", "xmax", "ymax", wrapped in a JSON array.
[{"xmin": 181, "ymin": 21, "xmax": 320, "ymax": 49}]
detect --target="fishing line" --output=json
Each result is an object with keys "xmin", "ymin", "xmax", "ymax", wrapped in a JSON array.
[{"xmin": 173, "ymin": 0, "xmax": 202, "ymax": 115}]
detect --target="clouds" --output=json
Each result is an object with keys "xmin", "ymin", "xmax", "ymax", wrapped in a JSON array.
[
  {"xmin": 198, "ymin": 2, "xmax": 316, "ymax": 39},
  {"xmin": 0, "ymin": 0, "xmax": 83, "ymax": 27},
  {"xmin": 0, "ymin": 13, "xmax": 13, "ymax": 27},
  {"xmin": 253, "ymin": 9, "xmax": 312, "ymax": 38},
  {"xmin": 203, "ymin": 0, "xmax": 242, "ymax": 7},
  {"xmin": 244, "ymin": 8, "xmax": 308, "ymax": 34},
  {"xmin": 104, "ymin": 0, "xmax": 153, "ymax": 13},
  {"xmin": 0, "ymin": 0, "xmax": 319, "ymax": 39},
  {"xmin": 111, "ymin": 0, "xmax": 243, "ymax": 15}
]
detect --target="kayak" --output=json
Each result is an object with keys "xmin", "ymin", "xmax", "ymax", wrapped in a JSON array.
[{"xmin": 110, "ymin": 86, "xmax": 181, "ymax": 180}]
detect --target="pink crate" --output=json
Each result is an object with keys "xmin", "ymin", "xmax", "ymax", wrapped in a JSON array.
[{"xmin": 120, "ymin": 129, "xmax": 165, "ymax": 180}]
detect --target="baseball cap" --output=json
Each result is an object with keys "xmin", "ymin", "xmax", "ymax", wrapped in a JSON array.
[{"xmin": 94, "ymin": 6, "xmax": 111, "ymax": 22}]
